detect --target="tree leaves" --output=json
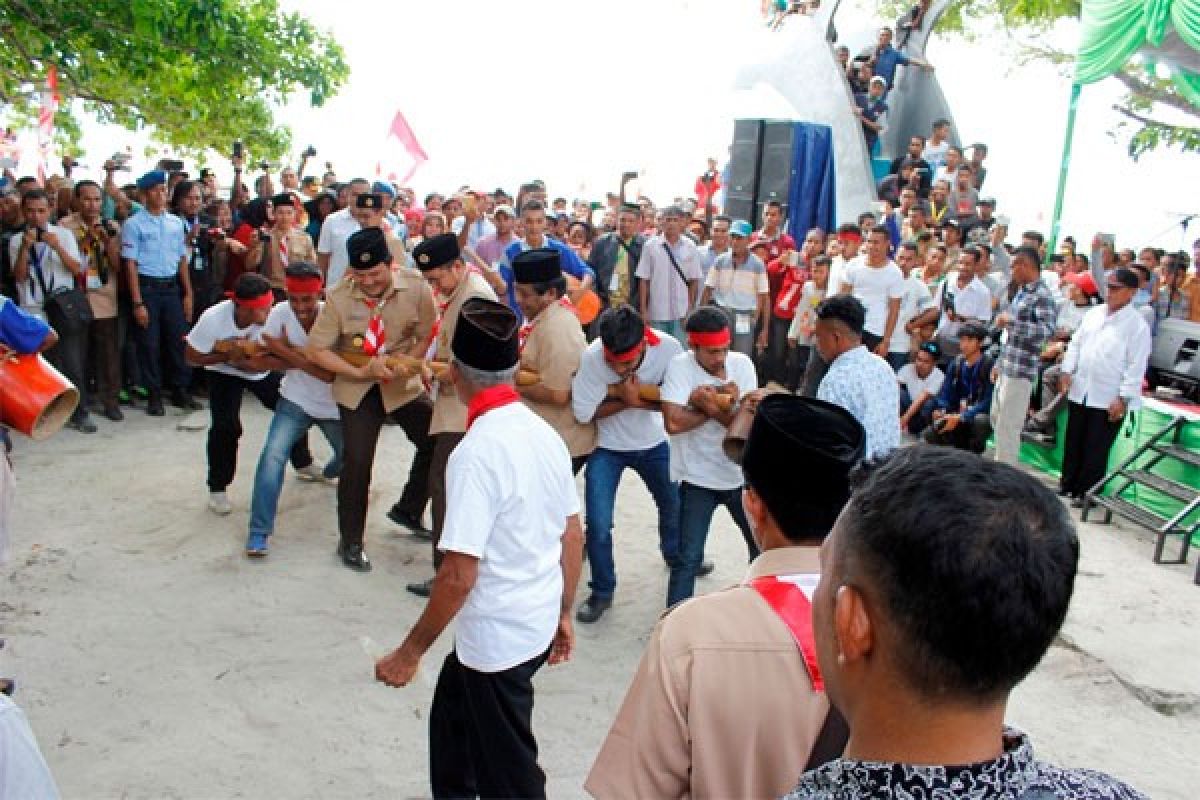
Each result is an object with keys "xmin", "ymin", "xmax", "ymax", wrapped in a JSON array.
[{"xmin": 0, "ymin": 0, "xmax": 348, "ymax": 160}]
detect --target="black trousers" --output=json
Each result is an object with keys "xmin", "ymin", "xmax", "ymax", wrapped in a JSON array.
[
  {"xmin": 430, "ymin": 649, "xmax": 549, "ymax": 800},
  {"xmin": 799, "ymin": 349, "xmax": 829, "ymax": 398},
  {"xmin": 1061, "ymin": 401, "xmax": 1123, "ymax": 498},
  {"xmin": 133, "ymin": 279, "xmax": 191, "ymax": 393},
  {"xmin": 206, "ymin": 371, "xmax": 312, "ymax": 491},
  {"xmin": 336, "ymin": 386, "xmax": 433, "ymax": 548},
  {"xmin": 44, "ymin": 320, "xmax": 88, "ymax": 420},
  {"xmin": 923, "ymin": 413, "xmax": 992, "ymax": 454}
]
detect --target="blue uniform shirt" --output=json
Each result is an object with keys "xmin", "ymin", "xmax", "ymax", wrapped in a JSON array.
[
  {"xmin": 872, "ymin": 45, "xmax": 911, "ymax": 89},
  {"xmin": 500, "ymin": 237, "xmax": 595, "ymax": 319},
  {"xmin": 121, "ymin": 209, "xmax": 186, "ymax": 278}
]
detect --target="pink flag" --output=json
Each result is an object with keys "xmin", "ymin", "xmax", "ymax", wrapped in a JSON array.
[
  {"xmin": 36, "ymin": 65, "xmax": 59, "ymax": 185},
  {"xmin": 380, "ymin": 111, "xmax": 428, "ymax": 186}
]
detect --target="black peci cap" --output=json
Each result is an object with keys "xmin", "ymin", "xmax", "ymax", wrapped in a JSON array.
[{"xmin": 451, "ymin": 297, "xmax": 520, "ymax": 372}]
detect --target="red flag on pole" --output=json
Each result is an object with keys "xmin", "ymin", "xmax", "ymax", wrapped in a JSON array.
[
  {"xmin": 380, "ymin": 111, "xmax": 428, "ymax": 186},
  {"xmin": 37, "ymin": 66, "xmax": 59, "ymax": 185}
]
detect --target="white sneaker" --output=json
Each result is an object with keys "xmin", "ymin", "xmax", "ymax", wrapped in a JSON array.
[
  {"xmin": 208, "ymin": 491, "xmax": 233, "ymax": 516},
  {"xmin": 295, "ymin": 464, "xmax": 324, "ymax": 482}
]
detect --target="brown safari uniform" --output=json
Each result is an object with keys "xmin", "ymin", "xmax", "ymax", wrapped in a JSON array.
[
  {"xmin": 306, "ymin": 268, "xmax": 436, "ymax": 552},
  {"xmin": 586, "ymin": 547, "xmax": 828, "ymax": 800},
  {"xmin": 519, "ymin": 299, "xmax": 596, "ymax": 471},
  {"xmin": 246, "ymin": 227, "xmax": 317, "ymax": 291}
]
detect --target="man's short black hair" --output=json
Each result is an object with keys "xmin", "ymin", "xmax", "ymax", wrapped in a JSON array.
[
  {"xmin": 233, "ymin": 272, "xmax": 272, "ymax": 299},
  {"xmin": 521, "ymin": 199, "xmax": 545, "ymax": 215},
  {"xmin": 961, "ymin": 245, "xmax": 982, "ymax": 265},
  {"xmin": 815, "ymin": 294, "xmax": 865, "ymax": 337},
  {"xmin": 21, "ymin": 188, "xmax": 49, "ymax": 206},
  {"xmin": 1012, "ymin": 245, "xmax": 1042, "ymax": 269},
  {"xmin": 837, "ymin": 223, "xmax": 862, "ymax": 236},
  {"xmin": 1130, "ymin": 262, "xmax": 1152, "ymax": 281},
  {"xmin": 812, "ymin": 254, "xmax": 832, "ymax": 268},
  {"xmin": 932, "ymin": 118, "xmax": 950, "ymax": 130},
  {"xmin": 899, "ymin": 242, "xmax": 919, "ymax": 256},
  {"xmin": 73, "ymin": 179, "xmax": 101, "ymax": 198},
  {"xmin": 764, "ymin": 200, "xmax": 784, "ymax": 212},
  {"xmin": 684, "ymin": 305, "xmax": 730, "ymax": 334},
  {"xmin": 838, "ymin": 447, "xmax": 1078, "ymax": 701},
  {"xmin": 713, "ymin": 214, "xmax": 732, "ymax": 226},
  {"xmin": 285, "ymin": 261, "xmax": 322, "ymax": 281},
  {"xmin": 596, "ymin": 304, "xmax": 646, "ymax": 354},
  {"xmin": 1022, "ymin": 231, "xmax": 1045, "ymax": 246},
  {"xmin": 857, "ymin": 212, "xmax": 877, "ymax": 227}
]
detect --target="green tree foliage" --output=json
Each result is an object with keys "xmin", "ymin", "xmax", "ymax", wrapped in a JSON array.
[
  {"xmin": 0, "ymin": 0, "xmax": 348, "ymax": 160},
  {"xmin": 886, "ymin": 0, "xmax": 1199, "ymax": 159}
]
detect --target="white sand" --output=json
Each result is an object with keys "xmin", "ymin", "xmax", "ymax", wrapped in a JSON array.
[{"xmin": 4, "ymin": 402, "xmax": 1199, "ymax": 799}]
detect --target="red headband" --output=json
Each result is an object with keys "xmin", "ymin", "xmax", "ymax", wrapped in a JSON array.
[
  {"xmin": 604, "ymin": 326, "xmax": 660, "ymax": 363},
  {"xmin": 285, "ymin": 276, "xmax": 324, "ymax": 294},
  {"xmin": 688, "ymin": 329, "xmax": 731, "ymax": 348},
  {"xmin": 230, "ymin": 292, "xmax": 273, "ymax": 309}
]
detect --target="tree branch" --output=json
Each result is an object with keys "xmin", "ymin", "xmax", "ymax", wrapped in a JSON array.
[
  {"xmin": 1111, "ymin": 104, "xmax": 1193, "ymax": 131},
  {"xmin": 1111, "ymin": 68, "xmax": 1200, "ymax": 118}
]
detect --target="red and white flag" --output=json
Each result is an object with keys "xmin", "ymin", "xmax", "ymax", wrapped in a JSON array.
[
  {"xmin": 375, "ymin": 110, "xmax": 427, "ymax": 186},
  {"xmin": 37, "ymin": 65, "xmax": 59, "ymax": 183}
]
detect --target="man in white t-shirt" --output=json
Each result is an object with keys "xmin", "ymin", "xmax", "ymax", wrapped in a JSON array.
[
  {"xmin": 571, "ymin": 305, "xmax": 686, "ymax": 623},
  {"xmin": 316, "ymin": 177, "xmax": 367, "ymax": 286},
  {"xmin": 840, "ymin": 227, "xmax": 904, "ymax": 359},
  {"xmin": 661, "ymin": 307, "xmax": 760, "ymax": 607},
  {"xmin": 890, "ymin": 242, "xmax": 939, "ymax": 370},
  {"xmin": 898, "ymin": 341, "xmax": 945, "ymax": 435},
  {"xmin": 244, "ymin": 263, "xmax": 343, "ymax": 557},
  {"xmin": 0, "ymin": 692, "xmax": 60, "ymax": 799},
  {"xmin": 9, "ymin": 188, "xmax": 92, "ymax": 433},
  {"xmin": 932, "ymin": 248, "xmax": 993, "ymax": 359},
  {"xmin": 185, "ymin": 273, "xmax": 316, "ymax": 516},
  {"xmin": 375, "ymin": 297, "xmax": 582, "ymax": 800}
]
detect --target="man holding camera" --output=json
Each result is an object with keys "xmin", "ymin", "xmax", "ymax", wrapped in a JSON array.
[
  {"xmin": 61, "ymin": 180, "xmax": 124, "ymax": 422},
  {"xmin": 9, "ymin": 188, "xmax": 93, "ymax": 433},
  {"xmin": 121, "ymin": 169, "xmax": 197, "ymax": 416},
  {"xmin": 247, "ymin": 193, "xmax": 317, "ymax": 299}
]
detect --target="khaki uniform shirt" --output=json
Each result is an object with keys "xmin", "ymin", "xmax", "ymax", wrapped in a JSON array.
[
  {"xmin": 307, "ymin": 270, "xmax": 436, "ymax": 412},
  {"xmin": 247, "ymin": 227, "xmax": 318, "ymax": 289},
  {"xmin": 430, "ymin": 271, "xmax": 496, "ymax": 434},
  {"xmin": 586, "ymin": 547, "xmax": 828, "ymax": 800},
  {"xmin": 520, "ymin": 300, "xmax": 596, "ymax": 458},
  {"xmin": 62, "ymin": 214, "xmax": 118, "ymax": 319}
]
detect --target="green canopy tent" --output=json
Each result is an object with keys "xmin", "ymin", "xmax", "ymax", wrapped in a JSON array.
[{"xmin": 1049, "ymin": 0, "xmax": 1200, "ymax": 251}]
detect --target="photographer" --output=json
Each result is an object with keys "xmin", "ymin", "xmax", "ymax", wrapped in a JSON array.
[
  {"xmin": 9, "ymin": 188, "xmax": 93, "ymax": 433},
  {"xmin": 62, "ymin": 181, "xmax": 124, "ymax": 422},
  {"xmin": 246, "ymin": 193, "xmax": 317, "ymax": 299}
]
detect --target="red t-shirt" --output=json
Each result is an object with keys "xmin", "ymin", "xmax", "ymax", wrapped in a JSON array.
[{"xmin": 771, "ymin": 261, "xmax": 810, "ymax": 320}]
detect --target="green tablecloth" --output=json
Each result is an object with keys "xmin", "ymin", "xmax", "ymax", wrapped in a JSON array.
[{"xmin": 1019, "ymin": 398, "xmax": 1200, "ymax": 545}]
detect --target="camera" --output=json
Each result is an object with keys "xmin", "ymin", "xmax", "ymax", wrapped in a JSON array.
[
  {"xmin": 62, "ymin": 156, "xmax": 79, "ymax": 169},
  {"xmin": 257, "ymin": 230, "xmax": 271, "ymax": 243},
  {"xmin": 232, "ymin": 140, "xmax": 244, "ymax": 160},
  {"xmin": 111, "ymin": 152, "xmax": 131, "ymax": 171},
  {"xmin": 258, "ymin": 160, "xmax": 272, "ymax": 172},
  {"xmin": 302, "ymin": 145, "xmax": 317, "ymax": 159}
]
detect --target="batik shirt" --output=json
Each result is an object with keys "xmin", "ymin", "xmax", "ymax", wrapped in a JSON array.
[{"xmin": 783, "ymin": 728, "xmax": 1147, "ymax": 800}]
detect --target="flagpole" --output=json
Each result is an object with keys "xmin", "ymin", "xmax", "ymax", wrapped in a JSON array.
[{"xmin": 1047, "ymin": 82, "xmax": 1082, "ymax": 257}]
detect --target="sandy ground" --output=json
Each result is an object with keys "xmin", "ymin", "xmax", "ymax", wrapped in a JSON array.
[{"xmin": 3, "ymin": 401, "xmax": 1199, "ymax": 799}]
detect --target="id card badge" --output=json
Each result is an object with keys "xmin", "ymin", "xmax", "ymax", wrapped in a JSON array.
[
  {"xmin": 608, "ymin": 270, "xmax": 620, "ymax": 293},
  {"xmin": 86, "ymin": 271, "xmax": 103, "ymax": 290},
  {"xmin": 735, "ymin": 312, "xmax": 752, "ymax": 335}
]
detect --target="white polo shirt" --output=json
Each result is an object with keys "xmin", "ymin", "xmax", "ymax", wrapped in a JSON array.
[
  {"xmin": 8, "ymin": 225, "xmax": 82, "ymax": 318},
  {"xmin": 661, "ymin": 350, "xmax": 759, "ymax": 490},
  {"xmin": 844, "ymin": 260, "xmax": 905, "ymax": 338},
  {"xmin": 258, "ymin": 301, "xmax": 339, "ymax": 420},
  {"xmin": 316, "ymin": 208, "xmax": 360, "ymax": 286},
  {"xmin": 572, "ymin": 333, "xmax": 683, "ymax": 452},
  {"xmin": 891, "ymin": 273, "xmax": 935, "ymax": 353},
  {"xmin": 185, "ymin": 299, "xmax": 270, "ymax": 380},
  {"xmin": 439, "ymin": 402, "xmax": 580, "ymax": 673}
]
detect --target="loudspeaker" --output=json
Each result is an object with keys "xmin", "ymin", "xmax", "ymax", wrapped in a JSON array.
[
  {"xmin": 727, "ymin": 119, "xmax": 764, "ymax": 198},
  {"xmin": 725, "ymin": 119, "xmax": 794, "ymax": 227},
  {"xmin": 758, "ymin": 121, "xmax": 795, "ymax": 206}
]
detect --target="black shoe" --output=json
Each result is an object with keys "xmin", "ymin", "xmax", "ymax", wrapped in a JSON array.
[
  {"xmin": 387, "ymin": 506, "xmax": 432, "ymax": 539},
  {"xmin": 406, "ymin": 577, "xmax": 434, "ymax": 597},
  {"xmin": 102, "ymin": 403, "xmax": 124, "ymax": 422},
  {"xmin": 147, "ymin": 393, "xmax": 165, "ymax": 416},
  {"xmin": 336, "ymin": 542, "xmax": 372, "ymax": 572},
  {"xmin": 696, "ymin": 560, "xmax": 715, "ymax": 578},
  {"xmin": 576, "ymin": 594, "xmax": 612, "ymax": 624},
  {"xmin": 68, "ymin": 413, "xmax": 98, "ymax": 434},
  {"xmin": 170, "ymin": 390, "xmax": 203, "ymax": 411}
]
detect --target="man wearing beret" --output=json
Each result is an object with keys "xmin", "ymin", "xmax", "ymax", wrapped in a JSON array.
[
  {"xmin": 570, "ymin": 305, "xmax": 684, "ymax": 623},
  {"xmin": 246, "ymin": 193, "xmax": 317, "ymax": 299},
  {"xmin": 306, "ymin": 227, "xmax": 437, "ymax": 572},
  {"xmin": 121, "ymin": 169, "xmax": 197, "ymax": 416},
  {"xmin": 587, "ymin": 394, "xmax": 865, "ymax": 799},
  {"xmin": 512, "ymin": 248, "xmax": 596, "ymax": 472},
  {"xmin": 375, "ymin": 297, "xmax": 583, "ymax": 800},
  {"xmin": 405, "ymin": 232, "xmax": 497, "ymax": 596},
  {"xmin": 351, "ymin": 192, "xmax": 407, "ymax": 266}
]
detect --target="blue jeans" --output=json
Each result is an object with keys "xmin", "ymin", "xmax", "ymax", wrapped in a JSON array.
[
  {"xmin": 666, "ymin": 482, "xmax": 759, "ymax": 607},
  {"xmin": 248, "ymin": 398, "xmax": 344, "ymax": 539},
  {"xmin": 583, "ymin": 442, "xmax": 679, "ymax": 599}
]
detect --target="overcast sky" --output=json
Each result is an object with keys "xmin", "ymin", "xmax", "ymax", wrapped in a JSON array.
[{"xmin": 59, "ymin": 0, "xmax": 1200, "ymax": 250}]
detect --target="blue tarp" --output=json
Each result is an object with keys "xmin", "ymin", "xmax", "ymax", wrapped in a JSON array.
[{"xmin": 786, "ymin": 122, "xmax": 837, "ymax": 238}]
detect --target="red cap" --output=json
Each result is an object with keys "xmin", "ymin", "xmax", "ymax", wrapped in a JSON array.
[{"xmin": 1064, "ymin": 271, "xmax": 1098, "ymax": 297}]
